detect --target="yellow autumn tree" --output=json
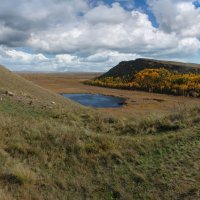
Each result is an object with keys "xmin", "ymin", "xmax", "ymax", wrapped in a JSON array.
[{"xmin": 85, "ymin": 68, "xmax": 200, "ymax": 97}]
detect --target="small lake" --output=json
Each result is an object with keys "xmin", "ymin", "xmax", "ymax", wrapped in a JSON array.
[{"xmin": 61, "ymin": 93, "xmax": 125, "ymax": 108}]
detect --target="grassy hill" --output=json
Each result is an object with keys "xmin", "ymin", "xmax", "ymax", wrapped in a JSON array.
[
  {"xmin": 85, "ymin": 59, "xmax": 200, "ymax": 97},
  {"xmin": 0, "ymin": 65, "xmax": 76, "ymax": 106},
  {"xmin": 101, "ymin": 58, "xmax": 200, "ymax": 79},
  {"xmin": 0, "ymin": 65, "xmax": 200, "ymax": 199}
]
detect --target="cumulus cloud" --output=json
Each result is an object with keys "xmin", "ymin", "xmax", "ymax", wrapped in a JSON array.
[
  {"xmin": 85, "ymin": 3, "xmax": 129, "ymax": 24},
  {"xmin": 27, "ymin": 8, "xmax": 179, "ymax": 55},
  {"xmin": 0, "ymin": 0, "xmax": 88, "ymax": 47},
  {"xmin": 0, "ymin": 0, "xmax": 199, "ymax": 71},
  {"xmin": 148, "ymin": 0, "xmax": 200, "ymax": 37},
  {"xmin": 0, "ymin": 46, "xmax": 142, "ymax": 72},
  {"xmin": 115, "ymin": 0, "xmax": 135, "ymax": 10}
]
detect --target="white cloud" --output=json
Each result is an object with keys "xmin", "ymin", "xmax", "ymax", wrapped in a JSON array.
[
  {"xmin": 115, "ymin": 0, "xmax": 135, "ymax": 10},
  {"xmin": 55, "ymin": 54, "xmax": 78, "ymax": 64},
  {"xmin": 27, "ymin": 8, "xmax": 180, "ymax": 56},
  {"xmin": 148, "ymin": 0, "xmax": 200, "ymax": 37},
  {"xmin": 0, "ymin": 46, "xmax": 142, "ymax": 72},
  {"xmin": 178, "ymin": 37, "xmax": 200, "ymax": 54},
  {"xmin": 5, "ymin": 49, "xmax": 47, "ymax": 63},
  {"xmin": 0, "ymin": 0, "xmax": 199, "ymax": 71},
  {"xmin": 85, "ymin": 3, "xmax": 129, "ymax": 24}
]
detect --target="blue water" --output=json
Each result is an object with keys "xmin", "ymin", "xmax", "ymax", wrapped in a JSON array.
[{"xmin": 61, "ymin": 93, "xmax": 125, "ymax": 108}]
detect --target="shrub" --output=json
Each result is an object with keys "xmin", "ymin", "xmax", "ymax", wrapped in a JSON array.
[{"xmin": 85, "ymin": 68, "xmax": 200, "ymax": 97}]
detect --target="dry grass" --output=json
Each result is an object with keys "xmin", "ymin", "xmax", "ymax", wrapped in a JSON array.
[
  {"xmin": 9, "ymin": 165, "xmax": 37, "ymax": 185},
  {"xmin": 0, "ymin": 65, "xmax": 199, "ymax": 199},
  {"xmin": 0, "ymin": 97, "xmax": 199, "ymax": 199},
  {"xmin": 20, "ymin": 72, "xmax": 200, "ymax": 117},
  {"xmin": 0, "ymin": 189, "xmax": 14, "ymax": 200}
]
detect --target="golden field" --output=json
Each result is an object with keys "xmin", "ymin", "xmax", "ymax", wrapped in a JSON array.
[{"xmin": 20, "ymin": 72, "xmax": 200, "ymax": 117}]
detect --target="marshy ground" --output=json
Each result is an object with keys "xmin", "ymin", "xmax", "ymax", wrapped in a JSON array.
[{"xmin": 20, "ymin": 73, "xmax": 200, "ymax": 117}]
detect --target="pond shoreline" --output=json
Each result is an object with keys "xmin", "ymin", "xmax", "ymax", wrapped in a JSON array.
[
  {"xmin": 19, "ymin": 73, "xmax": 200, "ymax": 117},
  {"xmin": 61, "ymin": 93, "xmax": 126, "ymax": 108}
]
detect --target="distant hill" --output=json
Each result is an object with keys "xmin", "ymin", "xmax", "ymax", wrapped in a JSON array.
[
  {"xmin": 100, "ymin": 58, "xmax": 200, "ymax": 79},
  {"xmin": 85, "ymin": 58, "xmax": 200, "ymax": 97}
]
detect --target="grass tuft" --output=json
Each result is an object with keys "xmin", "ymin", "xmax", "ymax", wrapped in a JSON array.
[
  {"xmin": 0, "ymin": 189, "xmax": 13, "ymax": 200},
  {"xmin": 5, "ymin": 165, "xmax": 37, "ymax": 186}
]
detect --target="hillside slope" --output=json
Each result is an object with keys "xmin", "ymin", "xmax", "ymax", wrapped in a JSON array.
[
  {"xmin": 101, "ymin": 58, "xmax": 200, "ymax": 79},
  {"xmin": 0, "ymin": 65, "xmax": 199, "ymax": 200},
  {"xmin": 86, "ymin": 59, "xmax": 200, "ymax": 97},
  {"xmin": 0, "ymin": 65, "xmax": 75, "ymax": 106}
]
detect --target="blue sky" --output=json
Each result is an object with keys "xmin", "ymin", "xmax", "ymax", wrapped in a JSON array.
[
  {"xmin": 0, "ymin": 0, "xmax": 200, "ymax": 71},
  {"xmin": 93, "ymin": 0, "xmax": 158, "ymax": 27},
  {"xmin": 193, "ymin": 0, "xmax": 200, "ymax": 8}
]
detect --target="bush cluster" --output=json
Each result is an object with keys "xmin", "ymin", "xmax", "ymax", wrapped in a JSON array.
[{"xmin": 85, "ymin": 68, "xmax": 200, "ymax": 97}]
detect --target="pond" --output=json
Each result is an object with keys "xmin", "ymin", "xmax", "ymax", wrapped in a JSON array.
[{"xmin": 61, "ymin": 93, "xmax": 125, "ymax": 108}]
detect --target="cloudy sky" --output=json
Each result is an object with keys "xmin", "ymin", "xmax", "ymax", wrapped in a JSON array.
[{"xmin": 0, "ymin": 0, "xmax": 200, "ymax": 72}]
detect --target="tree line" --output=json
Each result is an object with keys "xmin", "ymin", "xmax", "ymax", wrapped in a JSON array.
[{"xmin": 85, "ymin": 68, "xmax": 200, "ymax": 97}]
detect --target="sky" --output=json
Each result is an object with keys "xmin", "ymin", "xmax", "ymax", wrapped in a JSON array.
[{"xmin": 0, "ymin": 0, "xmax": 200, "ymax": 72}]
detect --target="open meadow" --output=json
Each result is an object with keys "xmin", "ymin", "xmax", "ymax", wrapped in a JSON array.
[
  {"xmin": 0, "ymin": 65, "xmax": 198, "ymax": 200},
  {"xmin": 20, "ymin": 72, "xmax": 200, "ymax": 117},
  {"xmin": 1, "ymin": 0, "xmax": 200, "ymax": 199}
]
